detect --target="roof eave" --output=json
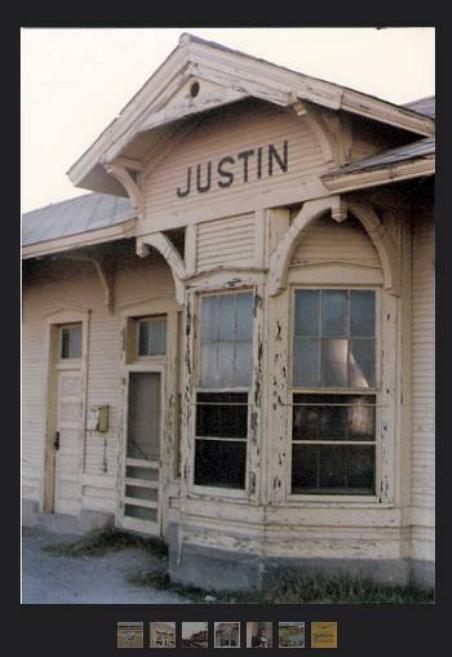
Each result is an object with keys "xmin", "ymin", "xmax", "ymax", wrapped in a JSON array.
[
  {"xmin": 322, "ymin": 156, "xmax": 435, "ymax": 194},
  {"xmin": 67, "ymin": 33, "xmax": 435, "ymax": 194},
  {"xmin": 22, "ymin": 216, "xmax": 137, "ymax": 260}
]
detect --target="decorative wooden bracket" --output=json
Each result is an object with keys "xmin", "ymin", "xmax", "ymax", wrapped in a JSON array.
[
  {"xmin": 268, "ymin": 195, "xmax": 400, "ymax": 297},
  {"xmin": 291, "ymin": 98, "xmax": 338, "ymax": 166},
  {"xmin": 137, "ymin": 233, "xmax": 187, "ymax": 305},
  {"xmin": 269, "ymin": 196, "xmax": 342, "ymax": 296},
  {"xmin": 56, "ymin": 255, "xmax": 115, "ymax": 313},
  {"xmin": 104, "ymin": 163, "xmax": 144, "ymax": 215},
  {"xmin": 347, "ymin": 201, "xmax": 400, "ymax": 296}
]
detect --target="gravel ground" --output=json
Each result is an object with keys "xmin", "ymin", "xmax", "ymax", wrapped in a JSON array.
[{"xmin": 21, "ymin": 526, "xmax": 189, "ymax": 604}]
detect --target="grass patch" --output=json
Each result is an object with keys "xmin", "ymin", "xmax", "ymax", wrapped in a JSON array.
[
  {"xmin": 45, "ymin": 528, "xmax": 168, "ymax": 560},
  {"xmin": 128, "ymin": 570, "xmax": 434, "ymax": 604}
]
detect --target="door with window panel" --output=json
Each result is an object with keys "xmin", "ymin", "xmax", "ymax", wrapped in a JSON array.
[
  {"xmin": 121, "ymin": 316, "xmax": 167, "ymax": 534},
  {"xmin": 53, "ymin": 324, "xmax": 83, "ymax": 514},
  {"xmin": 291, "ymin": 289, "xmax": 377, "ymax": 496}
]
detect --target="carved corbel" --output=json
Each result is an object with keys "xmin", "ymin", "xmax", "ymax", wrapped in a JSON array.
[
  {"xmin": 291, "ymin": 97, "xmax": 339, "ymax": 166},
  {"xmin": 137, "ymin": 233, "xmax": 187, "ymax": 305},
  {"xmin": 347, "ymin": 201, "xmax": 401, "ymax": 296},
  {"xmin": 269, "ymin": 196, "xmax": 341, "ymax": 296},
  {"xmin": 104, "ymin": 163, "xmax": 144, "ymax": 216},
  {"xmin": 55, "ymin": 255, "xmax": 115, "ymax": 313}
]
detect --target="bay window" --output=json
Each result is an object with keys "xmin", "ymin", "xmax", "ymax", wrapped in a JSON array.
[
  {"xmin": 291, "ymin": 289, "xmax": 377, "ymax": 496},
  {"xmin": 194, "ymin": 291, "xmax": 254, "ymax": 489}
]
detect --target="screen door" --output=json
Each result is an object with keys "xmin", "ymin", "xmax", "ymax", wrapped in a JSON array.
[{"xmin": 121, "ymin": 371, "xmax": 162, "ymax": 535}]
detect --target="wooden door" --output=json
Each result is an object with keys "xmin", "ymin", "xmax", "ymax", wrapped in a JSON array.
[{"xmin": 53, "ymin": 366, "xmax": 83, "ymax": 514}]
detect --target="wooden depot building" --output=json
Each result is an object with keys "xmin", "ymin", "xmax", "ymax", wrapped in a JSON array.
[{"xmin": 22, "ymin": 34, "xmax": 435, "ymax": 590}]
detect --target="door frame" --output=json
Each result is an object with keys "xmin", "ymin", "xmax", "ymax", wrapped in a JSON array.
[
  {"xmin": 42, "ymin": 307, "xmax": 90, "ymax": 513},
  {"xmin": 117, "ymin": 296, "xmax": 182, "ymax": 537},
  {"xmin": 118, "ymin": 362, "xmax": 166, "ymax": 536}
]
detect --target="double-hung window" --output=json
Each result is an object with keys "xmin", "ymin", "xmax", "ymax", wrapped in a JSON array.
[
  {"xmin": 194, "ymin": 291, "xmax": 254, "ymax": 490},
  {"xmin": 291, "ymin": 288, "xmax": 377, "ymax": 496}
]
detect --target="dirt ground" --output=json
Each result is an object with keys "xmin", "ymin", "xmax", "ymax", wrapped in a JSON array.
[{"xmin": 21, "ymin": 526, "xmax": 189, "ymax": 604}]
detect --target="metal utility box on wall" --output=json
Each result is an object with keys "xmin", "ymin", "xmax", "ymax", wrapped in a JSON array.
[{"xmin": 86, "ymin": 405, "xmax": 109, "ymax": 433}]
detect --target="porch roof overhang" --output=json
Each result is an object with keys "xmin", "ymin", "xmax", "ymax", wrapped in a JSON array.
[
  {"xmin": 21, "ymin": 192, "xmax": 136, "ymax": 259},
  {"xmin": 321, "ymin": 136, "xmax": 435, "ymax": 193},
  {"xmin": 67, "ymin": 33, "xmax": 435, "ymax": 196}
]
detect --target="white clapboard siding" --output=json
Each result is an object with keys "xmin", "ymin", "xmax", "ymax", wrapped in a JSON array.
[
  {"xmin": 143, "ymin": 101, "xmax": 324, "ymax": 223},
  {"xmin": 22, "ymin": 252, "xmax": 175, "ymax": 514},
  {"xmin": 411, "ymin": 214, "xmax": 435, "ymax": 513},
  {"xmin": 22, "ymin": 296, "xmax": 52, "ymax": 502},
  {"xmin": 290, "ymin": 215, "xmax": 381, "ymax": 268},
  {"xmin": 196, "ymin": 213, "xmax": 255, "ymax": 271}
]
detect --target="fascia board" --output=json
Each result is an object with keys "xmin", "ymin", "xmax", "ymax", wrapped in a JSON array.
[{"xmin": 322, "ymin": 157, "xmax": 435, "ymax": 193}]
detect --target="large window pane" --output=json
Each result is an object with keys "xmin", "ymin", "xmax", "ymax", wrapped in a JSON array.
[
  {"xmin": 321, "ymin": 338, "xmax": 348, "ymax": 386},
  {"xmin": 322, "ymin": 290, "xmax": 347, "ymax": 337},
  {"xmin": 350, "ymin": 291, "xmax": 375, "ymax": 337},
  {"xmin": 61, "ymin": 324, "xmax": 82, "ymax": 359},
  {"xmin": 349, "ymin": 338, "xmax": 375, "ymax": 388},
  {"xmin": 292, "ymin": 445, "xmax": 375, "ymax": 494},
  {"xmin": 138, "ymin": 317, "xmax": 166, "ymax": 356},
  {"xmin": 217, "ymin": 342, "xmax": 234, "ymax": 387},
  {"xmin": 236, "ymin": 292, "xmax": 253, "ymax": 340},
  {"xmin": 196, "ymin": 393, "xmax": 248, "ymax": 438},
  {"xmin": 293, "ymin": 289, "xmax": 376, "ymax": 389},
  {"xmin": 194, "ymin": 440, "xmax": 246, "ymax": 488},
  {"xmin": 200, "ymin": 292, "xmax": 253, "ymax": 388},
  {"xmin": 201, "ymin": 295, "xmax": 218, "ymax": 344},
  {"xmin": 200, "ymin": 343, "xmax": 217, "ymax": 389},
  {"xmin": 218, "ymin": 294, "xmax": 236, "ymax": 341},
  {"xmin": 293, "ymin": 394, "xmax": 376, "ymax": 442},
  {"xmin": 234, "ymin": 341, "xmax": 253, "ymax": 387},
  {"xmin": 293, "ymin": 395, "xmax": 346, "ymax": 441},
  {"xmin": 294, "ymin": 290, "xmax": 319, "ymax": 336},
  {"xmin": 293, "ymin": 338, "xmax": 320, "ymax": 387}
]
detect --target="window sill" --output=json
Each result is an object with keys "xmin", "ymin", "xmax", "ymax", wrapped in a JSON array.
[
  {"xmin": 56, "ymin": 359, "xmax": 82, "ymax": 370},
  {"xmin": 189, "ymin": 485, "xmax": 248, "ymax": 501},
  {"xmin": 281, "ymin": 495, "xmax": 394, "ymax": 508}
]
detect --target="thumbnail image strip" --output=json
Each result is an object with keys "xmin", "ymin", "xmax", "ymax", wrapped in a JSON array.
[
  {"xmin": 150, "ymin": 622, "xmax": 176, "ymax": 648},
  {"xmin": 246, "ymin": 622, "xmax": 273, "ymax": 649},
  {"xmin": 278, "ymin": 622, "xmax": 305, "ymax": 648},
  {"xmin": 311, "ymin": 622, "xmax": 338, "ymax": 649},
  {"xmin": 181, "ymin": 622, "xmax": 209, "ymax": 648},
  {"xmin": 117, "ymin": 621, "xmax": 144, "ymax": 649},
  {"xmin": 214, "ymin": 622, "xmax": 241, "ymax": 648}
]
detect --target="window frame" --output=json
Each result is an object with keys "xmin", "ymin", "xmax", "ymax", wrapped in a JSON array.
[
  {"xmin": 135, "ymin": 314, "xmax": 167, "ymax": 360},
  {"xmin": 287, "ymin": 284, "xmax": 382, "ymax": 502},
  {"xmin": 191, "ymin": 288, "xmax": 255, "ymax": 498},
  {"xmin": 58, "ymin": 322, "xmax": 83, "ymax": 362}
]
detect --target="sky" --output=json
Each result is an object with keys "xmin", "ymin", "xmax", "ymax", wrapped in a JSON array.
[{"xmin": 21, "ymin": 27, "xmax": 435, "ymax": 213}]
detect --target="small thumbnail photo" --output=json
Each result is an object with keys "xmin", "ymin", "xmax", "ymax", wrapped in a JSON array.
[
  {"xmin": 311, "ymin": 621, "xmax": 338, "ymax": 649},
  {"xmin": 117, "ymin": 621, "xmax": 144, "ymax": 649},
  {"xmin": 150, "ymin": 621, "xmax": 176, "ymax": 648},
  {"xmin": 214, "ymin": 622, "xmax": 241, "ymax": 648},
  {"xmin": 246, "ymin": 622, "xmax": 273, "ymax": 649},
  {"xmin": 182, "ymin": 622, "xmax": 209, "ymax": 648},
  {"xmin": 278, "ymin": 622, "xmax": 305, "ymax": 648}
]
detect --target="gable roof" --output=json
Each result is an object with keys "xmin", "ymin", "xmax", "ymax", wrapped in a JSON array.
[{"xmin": 67, "ymin": 33, "xmax": 435, "ymax": 196}]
